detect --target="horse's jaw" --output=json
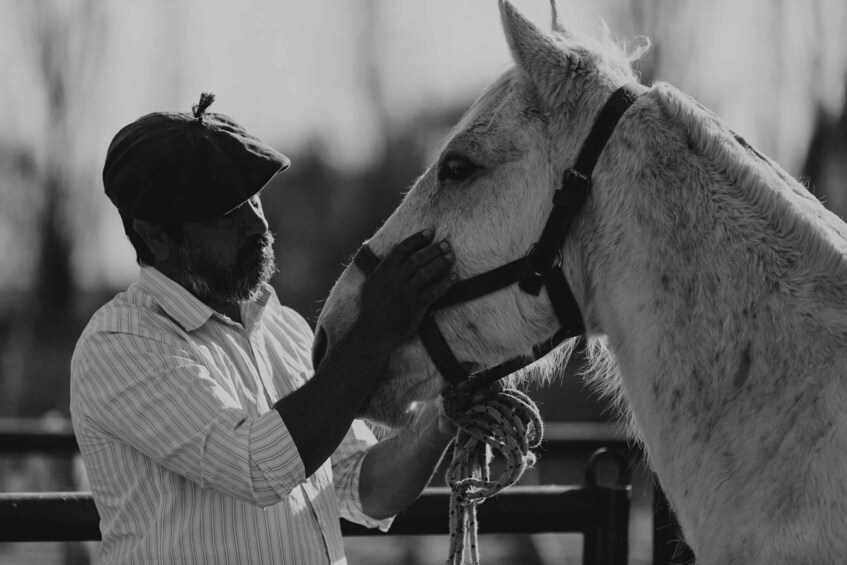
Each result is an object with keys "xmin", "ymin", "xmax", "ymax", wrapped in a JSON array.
[
  {"xmin": 357, "ymin": 344, "xmax": 445, "ymax": 428},
  {"xmin": 317, "ymin": 267, "xmax": 446, "ymax": 428}
]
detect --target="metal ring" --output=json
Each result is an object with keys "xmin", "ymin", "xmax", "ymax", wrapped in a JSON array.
[
  {"xmin": 552, "ymin": 248, "xmax": 564, "ymax": 270},
  {"xmin": 526, "ymin": 243, "xmax": 564, "ymax": 273}
]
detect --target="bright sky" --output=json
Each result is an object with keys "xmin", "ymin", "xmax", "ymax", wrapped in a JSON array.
[
  {"xmin": 0, "ymin": 0, "xmax": 598, "ymax": 288},
  {"xmin": 0, "ymin": 0, "xmax": 845, "ymax": 289},
  {"xmin": 116, "ymin": 0, "xmax": 573, "ymax": 164}
]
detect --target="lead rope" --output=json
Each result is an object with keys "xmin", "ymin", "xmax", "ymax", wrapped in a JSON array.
[{"xmin": 442, "ymin": 386, "xmax": 544, "ymax": 565}]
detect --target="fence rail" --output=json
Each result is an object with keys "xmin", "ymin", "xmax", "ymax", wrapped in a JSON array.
[
  {"xmin": 0, "ymin": 486, "xmax": 630, "ymax": 565},
  {"xmin": 0, "ymin": 419, "xmax": 635, "ymax": 457},
  {"xmin": 0, "ymin": 418, "xmax": 693, "ymax": 564}
]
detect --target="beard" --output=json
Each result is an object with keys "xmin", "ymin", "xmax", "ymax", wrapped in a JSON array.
[{"xmin": 173, "ymin": 231, "xmax": 278, "ymax": 305}]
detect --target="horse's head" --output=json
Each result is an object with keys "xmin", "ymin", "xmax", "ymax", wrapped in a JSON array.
[{"xmin": 317, "ymin": 0, "xmax": 646, "ymax": 427}]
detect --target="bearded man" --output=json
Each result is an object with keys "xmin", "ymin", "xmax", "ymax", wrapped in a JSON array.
[{"xmin": 70, "ymin": 93, "xmax": 457, "ymax": 565}]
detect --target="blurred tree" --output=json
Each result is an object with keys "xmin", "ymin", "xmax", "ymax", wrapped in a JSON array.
[
  {"xmin": 634, "ymin": 0, "xmax": 847, "ymax": 175},
  {"xmin": 804, "ymin": 76, "xmax": 847, "ymax": 216},
  {"xmin": 24, "ymin": 0, "xmax": 108, "ymax": 313},
  {"xmin": 0, "ymin": 0, "xmax": 107, "ymax": 421},
  {"xmin": 361, "ymin": 0, "xmax": 391, "ymax": 155}
]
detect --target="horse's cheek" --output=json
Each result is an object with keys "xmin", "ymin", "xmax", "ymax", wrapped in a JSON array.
[{"xmin": 319, "ymin": 268, "xmax": 363, "ymax": 344}]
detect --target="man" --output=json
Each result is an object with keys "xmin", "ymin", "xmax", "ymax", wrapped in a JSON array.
[{"xmin": 70, "ymin": 93, "xmax": 458, "ymax": 564}]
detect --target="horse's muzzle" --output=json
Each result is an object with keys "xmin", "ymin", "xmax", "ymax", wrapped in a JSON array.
[{"xmin": 312, "ymin": 325, "xmax": 328, "ymax": 370}]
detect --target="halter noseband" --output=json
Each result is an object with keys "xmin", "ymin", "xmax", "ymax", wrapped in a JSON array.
[{"xmin": 354, "ymin": 82, "xmax": 648, "ymax": 400}]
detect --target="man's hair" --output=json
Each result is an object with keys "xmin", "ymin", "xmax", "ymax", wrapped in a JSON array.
[{"xmin": 120, "ymin": 213, "xmax": 182, "ymax": 266}]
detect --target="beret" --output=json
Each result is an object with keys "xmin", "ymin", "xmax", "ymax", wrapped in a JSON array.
[{"xmin": 103, "ymin": 93, "xmax": 290, "ymax": 223}]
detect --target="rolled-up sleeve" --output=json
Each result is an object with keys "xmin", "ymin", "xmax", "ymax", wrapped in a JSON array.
[
  {"xmin": 331, "ymin": 419, "xmax": 394, "ymax": 531},
  {"xmin": 73, "ymin": 330, "xmax": 304, "ymax": 507}
]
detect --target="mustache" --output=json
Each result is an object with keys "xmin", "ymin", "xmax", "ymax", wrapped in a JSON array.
[{"xmin": 243, "ymin": 232, "xmax": 275, "ymax": 255}]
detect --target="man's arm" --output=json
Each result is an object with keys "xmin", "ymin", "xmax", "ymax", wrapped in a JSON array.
[
  {"xmin": 71, "ymin": 330, "xmax": 308, "ymax": 507},
  {"xmin": 275, "ymin": 230, "xmax": 456, "ymax": 477},
  {"xmin": 357, "ymin": 402, "xmax": 455, "ymax": 519}
]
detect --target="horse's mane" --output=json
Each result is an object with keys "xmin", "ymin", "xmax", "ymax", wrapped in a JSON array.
[
  {"xmin": 510, "ymin": 334, "xmax": 625, "ymax": 436},
  {"xmin": 654, "ymin": 82, "xmax": 847, "ymax": 283},
  {"xmin": 518, "ymin": 80, "xmax": 847, "ymax": 443},
  {"xmin": 568, "ymin": 83, "xmax": 847, "ymax": 444}
]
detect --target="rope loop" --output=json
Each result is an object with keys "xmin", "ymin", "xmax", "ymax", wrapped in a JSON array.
[{"xmin": 442, "ymin": 385, "xmax": 543, "ymax": 565}]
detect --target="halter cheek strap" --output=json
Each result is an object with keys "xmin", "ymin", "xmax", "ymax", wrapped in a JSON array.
[{"xmin": 353, "ymin": 82, "xmax": 648, "ymax": 397}]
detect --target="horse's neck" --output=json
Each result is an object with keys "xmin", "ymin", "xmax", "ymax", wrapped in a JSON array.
[{"xmin": 580, "ymin": 84, "xmax": 847, "ymax": 556}]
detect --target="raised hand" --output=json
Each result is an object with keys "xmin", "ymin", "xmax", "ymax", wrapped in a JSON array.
[{"xmin": 358, "ymin": 229, "xmax": 457, "ymax": 349}]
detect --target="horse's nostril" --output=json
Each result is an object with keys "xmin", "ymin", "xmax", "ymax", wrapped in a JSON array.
[{"xmin": 312, "ymin": 326, "xmax": 328, "ymax": 370}]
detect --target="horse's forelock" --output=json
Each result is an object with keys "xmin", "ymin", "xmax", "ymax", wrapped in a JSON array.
[{"xmin": 585, "ymin": 21, "xmax": 652, "ymax": 67}]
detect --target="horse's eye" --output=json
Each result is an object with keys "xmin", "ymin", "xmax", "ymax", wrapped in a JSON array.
[{"xmin": 437, "ymin": 154, "xmax": 478, "ymax": 183}]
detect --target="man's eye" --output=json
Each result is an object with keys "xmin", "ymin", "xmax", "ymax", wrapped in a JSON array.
[
  {"xmin": 211, "ymin": 207, "xmax": 239, "ymax": 226},
  {"xmin": 437, "ymin": 154, "xmax": 478, "ymax": 183}
]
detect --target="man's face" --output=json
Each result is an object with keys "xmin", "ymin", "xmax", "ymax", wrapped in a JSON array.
[{"xmin": 170, "ymin": 195, "xmax": 277, "ymax": 305}]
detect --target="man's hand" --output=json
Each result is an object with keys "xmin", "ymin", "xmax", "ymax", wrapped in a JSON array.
[
  {"xmin": 414, "ymin": 399, "xmax": 458, "ymax": 438},
  {"xmin": 358, "ymin": 229, "xmax": 456, "ymax": 349},
  {"xmin": 277, "ymin": 230, "xmax": 455, "ymax": 478},
  {"xmin": 359, "ymin": 397, "xmax": 456, "ymax": 520}
]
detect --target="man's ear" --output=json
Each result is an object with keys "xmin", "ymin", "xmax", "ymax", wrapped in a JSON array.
[{"xmin": 133, "ymin": 219, "xmax": 173, "ymax": 262}]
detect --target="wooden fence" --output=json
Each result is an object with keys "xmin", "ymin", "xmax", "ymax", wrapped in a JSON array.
[{"xmin": 0, "ymin": 419, "xmax": 693, "ymax": 564}]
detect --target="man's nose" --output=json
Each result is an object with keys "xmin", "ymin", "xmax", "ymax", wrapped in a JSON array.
[{"xmin": 241, "ymin": 202, "xmax": 268, "ymax": 236}]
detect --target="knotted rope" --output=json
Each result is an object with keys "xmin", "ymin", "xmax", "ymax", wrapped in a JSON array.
[{"xmin": 442, "ymin": 384, "xmax": 543, "ymax": 565}]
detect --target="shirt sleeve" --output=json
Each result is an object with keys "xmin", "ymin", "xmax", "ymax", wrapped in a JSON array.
[
  {"xmin": 72, "ymin": 329, "xmax": 305, "ymax": 508},
  {"xmin": 331, "ymin": 420, "xmax": 395, "ymax": 532}
]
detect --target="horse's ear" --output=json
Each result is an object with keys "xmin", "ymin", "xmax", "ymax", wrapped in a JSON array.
[{"xmin": 499, "ymin": 0, "xmax": 571, "ymax": 105}]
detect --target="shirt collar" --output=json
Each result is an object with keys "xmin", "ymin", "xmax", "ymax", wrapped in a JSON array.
[
  {"xmin": 139, "ymin": 267, "xmax": 274, "ymax": 332},
  {"xmin": 140, "ymin": 267, "xmax": 216, "ymax": 331}
]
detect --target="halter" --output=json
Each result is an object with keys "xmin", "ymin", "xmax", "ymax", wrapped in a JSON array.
[{"xmin": 354, "ymin": 82, "xmax": 647, "ymax": 402}]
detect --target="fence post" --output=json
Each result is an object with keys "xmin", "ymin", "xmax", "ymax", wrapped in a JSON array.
[{"xmin": 581, "ymin": 448, "xmax": 630, "ymax": 565}]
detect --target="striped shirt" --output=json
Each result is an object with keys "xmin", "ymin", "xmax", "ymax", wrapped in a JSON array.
[{"xmin": 70, "ymin": 267, "xmax": 391, "ymax": 565}]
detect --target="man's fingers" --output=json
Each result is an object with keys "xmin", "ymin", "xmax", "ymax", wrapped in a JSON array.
[
  {"xmin": 381, "ymin": 229, "xmax": 435, "ymax": 267},
  {"xmin": 421, "ymin": 271, "xmax": 459, "ymax": 302},
  {"xmin": 407, "ymin": 249, "xmax": 454, "ymax": 290},
  {"xmin": 357, "ymin": 231, "xmax": 458, "ymax": 344},
  {"xmin": 400, "ymin": 240, "xmax": 452, "ymax": 280}
]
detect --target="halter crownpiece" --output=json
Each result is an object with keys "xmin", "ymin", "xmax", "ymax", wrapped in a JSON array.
[
  {"xmin": 354, "ymin": 82, "xmax": 647, "ymax": 565},
  {"xmin": 353, "ymin": 81, "xmax": 648, "ymax": 397}
]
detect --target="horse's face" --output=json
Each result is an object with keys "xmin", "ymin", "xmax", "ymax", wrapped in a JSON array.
[{"xmin": 317, "ymin": 1, "xmax": 641, "ymax": 427}]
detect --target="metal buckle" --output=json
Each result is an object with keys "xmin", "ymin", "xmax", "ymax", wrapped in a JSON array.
[
  {"xmin": 519, "ymin": 273, "xmax": 544, "ymax": 295},
  {"xmin": 560, "ymin": 168, "xmax": 591, "ymax": 196},
  {"xmin": 518, "ymin": 244, "xmax": 565, "ymax": 295}
]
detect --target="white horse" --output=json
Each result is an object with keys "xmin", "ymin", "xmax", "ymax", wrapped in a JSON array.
[{"xmin": 317, "ymin": 2, "xmax": 847, "ymax": 562}]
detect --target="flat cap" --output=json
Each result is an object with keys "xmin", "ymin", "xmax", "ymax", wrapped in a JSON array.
[{"xmin": 103, "ymin": 92, "xmax": 290, "ymax": 223}]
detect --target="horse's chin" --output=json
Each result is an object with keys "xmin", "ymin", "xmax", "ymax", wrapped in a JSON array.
[
  {"xmin": 357, "ymin": 364, "xmax": 442, "ymax": 428},
  {"xmin": 358, "ymin": 396, "xmax": 417, "ymax": 428}
]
